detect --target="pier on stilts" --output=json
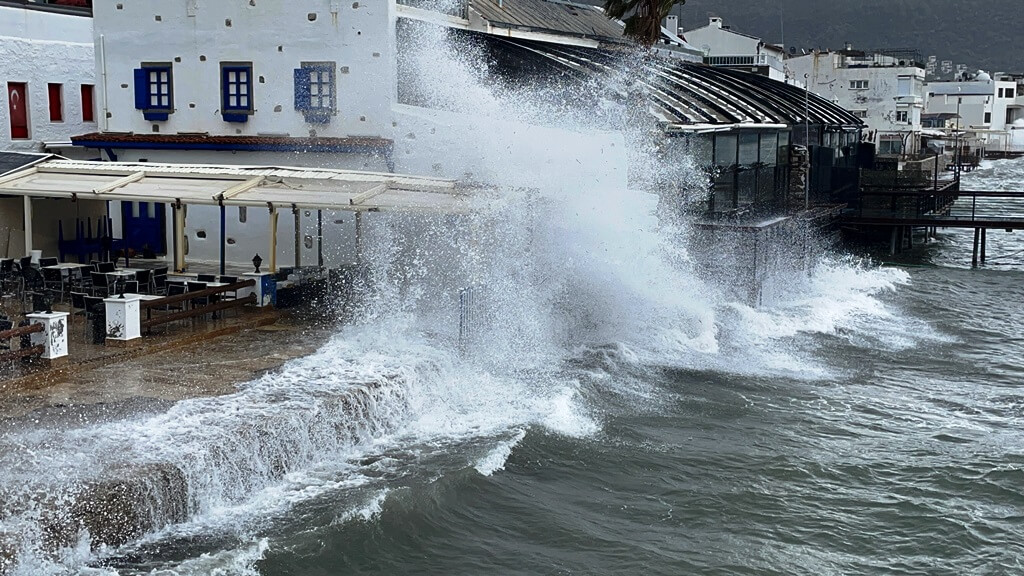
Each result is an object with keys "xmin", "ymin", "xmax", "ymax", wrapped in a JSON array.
[{"xmin": 844, "ymin": 187, "xmax": 1024, "ymax": 267}]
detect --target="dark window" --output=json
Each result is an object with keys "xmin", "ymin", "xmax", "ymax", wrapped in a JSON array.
[
  {"xmin": 777, "ymin": 131, "xmax": 790, "ymax": 165},
  {"xmin": 294, "ymin": 61, "xmax": 336, "ymax": 123},
  {"xmin": 984, "ymin": 112, "xmax": 991, "ymax": 124},
  {"xmin": 737, "ymin": 169, "xmax": 756, "ymax": 206},
  {"xmin": 81, "ymin": 84, "xmax": 94, "ymax": 122},
  {"xmin": 759, "ymin": 132, "xmax": 778, "ymax": 167},
  {"xmin": 47, "ymin": 83, "xmax": 63, "ymax": 122},
  {"xmin": 714, "ymin": 133, "xmax": 738, "ymax": 167},
  {"xmin": 713, "ymin": 171, "xmax": 736, "ymax": 212},
  {"xmin": 738, "ymin": 132, "xmax": 759, "ymax": 166},
  {"xmin": 134, "ymin": 63, "xmax": 173, "ymax": 121},
  {"xmin": 221, "ymin": 62, "xmax": 253, "ymax": 123}
]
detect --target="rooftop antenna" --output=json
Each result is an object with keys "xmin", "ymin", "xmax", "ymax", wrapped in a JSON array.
[{"xmin": 779, "ymin": 0, "xmax": 785, "ymax": 50}]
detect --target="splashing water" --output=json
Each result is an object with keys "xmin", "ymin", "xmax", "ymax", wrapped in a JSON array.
[{"xmin": 0, "ymin": 19, "xmax": 928, "ymax": 575}]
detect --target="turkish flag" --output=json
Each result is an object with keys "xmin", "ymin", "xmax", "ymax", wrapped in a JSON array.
[{"xmin": 8, "ymin": 83, "xmax": 28, "ymax": 139}]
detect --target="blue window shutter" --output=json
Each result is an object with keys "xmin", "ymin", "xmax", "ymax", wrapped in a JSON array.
[
  {"xmin": 220, "ymin": 67, "xmax": 229, "ymax": 111},
  {"xmin": 294, "ymin": 68, "xmax": 310, "ymax": 111},
  {"xmin": 134, "ymin": 68, "xmax": 148, "ymax": 110}
]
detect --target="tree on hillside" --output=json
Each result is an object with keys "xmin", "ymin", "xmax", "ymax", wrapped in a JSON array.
[{"xmin": 603, "ymin": 0, "xmax": 685, "ymax": 45}]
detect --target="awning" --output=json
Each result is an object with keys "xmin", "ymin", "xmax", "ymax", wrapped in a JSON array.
[{"xmin": 0, "ymin": 159, "xmax": 469, "ymax": 214}]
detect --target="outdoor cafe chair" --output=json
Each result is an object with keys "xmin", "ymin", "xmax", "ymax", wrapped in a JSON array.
[
  {"xmin": 38, "ymin": 257, "xmax": 58, "ymax": 268},
  {"xmin": 164, "ymin": 284, "xmax": 188, "ymax": 326},
  {"xmin": 0, "ymin": 319, "xmax": 13, "ymax": 352},
  {"xmin": 90, "ymin": 272, "xmax": 109, "ymax": 297},
  {"xmin": 123, "ymin": 280, "xmax": 140, "ymax": 294},
  {"xmin": 83, "ymin": 296, "xmax": 103, "ymax": 337},
  {"xmin": 152, "ymin": 274, "xmax": 168, "ymax": 295},
  {"xmin": 0, "ymin": 259, "xmax": 15, "ymax": 295},
  {"xmin": 186, "ymin": 282, "xmax": 209, "ymax": 313},
  {"xmin": 41, "ymin": 268, "xmax": 65, "ymax": 301},
  {"xmin": 69, "ymin": 267, "xmax": 90, "ymax": 293},
  {"xmin": 19, "ymin": 256, "xmax": 32, "ymax": 271},
  {"xmin": 197, "ymin": 274, "xmax": 217, "ymax": 283},
  {"xmin": 70, "ymin": 292, "xmax": 89, "ymax": 334},
  {"xmin": 133, "ymin": 270, "xmax": 152, "ymax": 293},
  {"xmin": 98, "ymin": 262, "xmax": 116, "ymax": 273}
]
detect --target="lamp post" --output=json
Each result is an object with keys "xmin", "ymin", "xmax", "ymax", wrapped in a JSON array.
[
  {"xmin": 955, "ymin": 95, "xmax": 962, "ymax": 181},
  {"xmin": 804, "ymin": 73, "xmax": 810, "ymax": 211}
]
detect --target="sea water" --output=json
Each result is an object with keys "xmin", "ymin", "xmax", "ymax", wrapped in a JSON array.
[{"xmin": 2, "ymin": 21, "xmax": 1024, "ymax": 576}]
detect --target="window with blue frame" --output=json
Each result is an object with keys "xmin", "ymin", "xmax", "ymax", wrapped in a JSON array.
[
  {"xmin": 221, "ymin": 62, "xmax": 254, "ymax": 123},
  {"xmin": 133, "ymin": 63, "xmax": 174, "ymax": 121},
  {"xmin": 294, "ymin": 62, "xmax": 336, "ymax": 123}
]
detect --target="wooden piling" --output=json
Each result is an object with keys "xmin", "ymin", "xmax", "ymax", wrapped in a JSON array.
[
  {"xmin": 980, "ymin": 228, "xmax": 987, "ymax": 264},
  {"xmin": 972, "ymin": 227, "xmax": 980, "ymax": 267}
]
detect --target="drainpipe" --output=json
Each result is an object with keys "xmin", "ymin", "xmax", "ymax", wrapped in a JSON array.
[{"xmin": 100, "ymin": 34, "xmax": 110, "ymax": 132}]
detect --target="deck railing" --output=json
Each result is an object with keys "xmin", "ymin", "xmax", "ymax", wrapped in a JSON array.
[
  {"xmin": 0, "ymin": 322, "xmax": 44, "ymax": 363},
  {"xmin": 139, "ymin": 279, "xmax": 256, "ymax": 330}
]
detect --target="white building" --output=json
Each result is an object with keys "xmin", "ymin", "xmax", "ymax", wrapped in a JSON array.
[
  {"xmin": 925, "ymin": 71, "xmax": 1024, "ymax": 154},
  {"xmin": 53, "ymin": 0, "xmax": 626, "ymax": 270},
  {"xmin": 80, "ymin": 0, "xmax": 395, "ymax": 170},
  {"xmin": 0, "ymin": 2, "xmax": 98, "ymax": 158},
  {"xmin": 787, "ymin": 48, "xmax": 927, "ymax": 155},
  {"xmin": 681, "ymin": 16, "xmax": 786, "ymax": 82}
]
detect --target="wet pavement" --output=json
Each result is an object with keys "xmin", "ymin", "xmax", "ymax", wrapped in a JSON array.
[{"xmin": 0, "ymin": 309, "xmax": 337, "ymax": 422}]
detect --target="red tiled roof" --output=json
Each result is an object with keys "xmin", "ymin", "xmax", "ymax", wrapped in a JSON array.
[{"xmin": 70, "ymin": 132, "xmax": 393, "ymax": 152}]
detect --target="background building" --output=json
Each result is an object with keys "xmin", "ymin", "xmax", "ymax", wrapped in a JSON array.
[
  {"xmin": 925, "ymin": 71, "xmax": 1024, "ymax": 155},
  {"xmin": 787, "ymin": 47, "xmax": 926, "ymax": 155},
  {"xmin": 0, "ymin": 0, "xmax": 97, "ymax": 158},
  {"xmin": 682, "ymin": 16, "xmax": 787, "ymax": 82}
]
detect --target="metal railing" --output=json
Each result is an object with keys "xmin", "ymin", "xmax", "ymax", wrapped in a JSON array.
[{"xmin": 847, "ymin": 188, "xmax": 1024, "ymax": 229}]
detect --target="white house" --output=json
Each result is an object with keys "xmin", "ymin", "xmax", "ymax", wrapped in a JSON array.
[
  {"xmin": 926, "ymin": 71, "xmax": 1024, "ymax": 154},
  {"xmin": 79, "ymin": 0, "xmax": 395, "ymax": 169},
  {"xmin": 681, "ymin": 16, "xmax": 786, "ymax": 82},
  {"xmin": 51, "ymin": 0, "xmax": 628, "ymax": 270},
  {"xmin": 787, "ymin": 48, "xmax": 927, "ymax": 155},
  {"xmin": 0, "ymin": 2, "xmax": 98, "ymax": 158}
]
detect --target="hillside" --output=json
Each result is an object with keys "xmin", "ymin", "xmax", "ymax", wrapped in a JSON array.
[{"xmin": 669, "ymin": 0, "xmax": 1023, "ymax": 75}]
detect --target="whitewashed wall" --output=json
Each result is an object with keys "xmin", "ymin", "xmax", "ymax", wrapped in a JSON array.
[
  {"xmin": 94, "ymin": 0, "xmax": 395, "ymax": 140},
  {"xmin": 683, "ymin": 18, "xmax": 786, "ymax": 81},
  {"xmin": 0, "ymin": 5, "xmax": 97, "ymax": 154}
]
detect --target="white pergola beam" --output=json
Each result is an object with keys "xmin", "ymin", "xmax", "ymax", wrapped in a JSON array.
[
  {"xmin": 93, "ymin": 171, "xmax": 145, "ymax": 194},
  {"xmin": 349, "ymin": 183, "xmax": 388, "ymax": 206},
  {"xmin": 219, "ymin": 176, "xmax": 264, "ymax": 201}
]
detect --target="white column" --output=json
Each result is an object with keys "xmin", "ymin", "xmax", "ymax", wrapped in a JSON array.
[
  {"xmin": 23, "ymin": 196, "xmax": 33, "ymax": 255},
  {"xmin": 240, "ymin": 273, "xmax": 276, "ymax": 307},
  {"xmin": 104, "ymin": 295, "xmax": 142, "ymax": 346},
  {"xmin": 173, "ymin": 203, "xmax": 186, "ymax": 273},
  {"xmin": 354, "ymin": 210, "xmax": 364, "ymax": 266},
  {"xmin": 26, "ymin": 311, "xmax": 70, "ymax": 363},
  {"xmin": 269, "ymin": 205, "xmax": 279, "ymax": 274}
]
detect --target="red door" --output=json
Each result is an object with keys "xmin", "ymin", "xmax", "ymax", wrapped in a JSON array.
[{"xmin": 8, "ymin": 83, "xmax": 28, "ymax": 139}]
